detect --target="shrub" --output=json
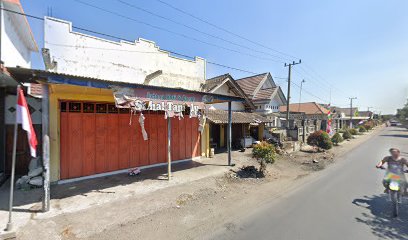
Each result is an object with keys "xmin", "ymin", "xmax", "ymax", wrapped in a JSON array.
[
  {"xmin": 349, "ymin": 128, "xmax": 358, "ymax": 135},
  {"xmin": 359, "ymin": 126, "xmax": 367, "ymax": 133},
  {"xmin": 307, "ymin": 130, "xmax": 333, "ymax": 150},
  {"xmin": 252, "ymin": 141, "xmax": 276, "ymax": 164},
  {"xmin": 252, "ymin": 141, "xmax": 276, "ymax": 177},
  {"xmin": 331, "ymin": 132, "xmax": 343, "ymax": 146},
  {"xmin": 364, "ymin": 120, "xmax": 374, "ymax": 130},
  {"xmin": 343, "ymin": 130, "xmax": 352, "ymax": 140}
]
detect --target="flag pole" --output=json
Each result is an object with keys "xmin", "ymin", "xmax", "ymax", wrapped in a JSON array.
[{"xmin": 6, "ymin": 85, "xmax": 20, "ymax": 232}]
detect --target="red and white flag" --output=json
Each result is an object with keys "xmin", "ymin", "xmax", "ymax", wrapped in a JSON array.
[{"xmin": 16, "ymin": 88, "xmax": 38, "ymax": 157}]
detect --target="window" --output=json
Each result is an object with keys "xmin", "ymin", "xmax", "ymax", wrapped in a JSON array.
[
  {"xmin": 69, "ymin": 102, "xmax": 81, "ymax": 112},
  {"xmin": 83, "ymin": 103, "xmax": 95, "ymax": 113}
]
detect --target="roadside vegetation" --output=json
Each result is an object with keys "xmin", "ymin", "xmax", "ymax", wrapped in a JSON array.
[
  {"xmin": 331, "ymin": 132, "xmax": 343, "ymax": 146},
  {"xmin": 396, "ymin": 100, "xmax": 408, "ymax": 126},
  {"xmin": 342, "ymin": 130, "xmax": 352, "ymax": 140},
  {"xmin": 307, "ymin": 130, "xmax": 333, "ymax": 150},
  {"xmin": 349, "ymin": 128, "xmax": 359, "ymax": 135},
  {"xmin": 252, "ymin": 141, "xmax": 276, "ymax": 177},
  {"xmin": 359, "ymin": 126, "xmax": 367, "ymax": 133}
]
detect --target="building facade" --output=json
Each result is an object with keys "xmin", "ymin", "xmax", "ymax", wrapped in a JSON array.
[
  {"xmin": 235, "ymin": 73, "xmax": 286, "ymax": 128},
  {"xmin": 0, "ymin": 0, "xmax": 38, "ymax": 183},
  {"xmin": 280, "ymin": 102, "xmax": 329, "ymax": 141},
  {"xmin": 13, "ymin": 17, "xmax": 240, "ymax": 183},
  {"xmin": 204, "ymin": 74, "xmax": 268, "ymax": 150}
]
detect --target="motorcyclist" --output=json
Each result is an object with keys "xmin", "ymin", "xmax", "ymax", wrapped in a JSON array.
[{"xmin": 376, "ymin": 148, "xmax": 408, "ymax": 194}]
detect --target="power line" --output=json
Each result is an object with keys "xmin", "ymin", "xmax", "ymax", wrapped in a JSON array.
[
  {"xmin": 4, "ymin": 4, "xmax": 328, "ymax": 104},
  {"xmin": 300, "ymin": 64, "xmax": 349, "ymax": 97},
  {"xmin": 291, "ymin": 80, "xmax": 329, "ymax": 103},
  {"xmin": 115, "ymin": 0, "xmax": 291, "ymax": 62},
  {"xmin": 71, "ymin": 0, "xmax": 285, "ymax": 64},
  {"xmin": 206, "ymin": 61, "xmax": 259, "ymax": 75},
  {"xmin": 154, "ymin": 0, "xmax": 299, "ymax": 60},
  {"xmin": 0, "ymin": 7, "xmax": 276, "ymax": 76},
  {"xmin": 47, "ymin": 42, "xmax": 266, "ymax": 75},
  {"xmin": 292, "ymin": 68, "xmax": 331, "ymax": 100},
  {"xmin": 5, "ymin": 1, "xmax": 347, "ymax": 100},
  {"xmin": 154, "ymin": 0, "xmax": 353, "ymax": 99}
]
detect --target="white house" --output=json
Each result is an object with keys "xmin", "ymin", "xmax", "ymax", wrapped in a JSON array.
[
  {"xmin": 44, "ymin": 17, "xmax": 206, "ymax": 91},
  {"xmin": 0, "ymin": 0, "xmax": 38, "ymax": 183},
  {"xmin": 0, "ymin": 0, "xmax": 38, "ymax": 68},
  {"xmin": 203, "ymin": 74, "xmax": 269, "ymax": 149},
  {"xmin": 236, "ymin": 73, "xmax": 286, "ymax": 128}
]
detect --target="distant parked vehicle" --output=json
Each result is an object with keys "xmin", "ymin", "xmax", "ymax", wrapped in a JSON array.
[{"xmin": 390, "ymin": 121, "xmax": 399, "ymax": 126}]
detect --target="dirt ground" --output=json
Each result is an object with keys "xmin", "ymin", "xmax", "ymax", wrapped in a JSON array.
[{"xmin": 14, "ymin": 129, "xmax": 381, "ymax": 240}]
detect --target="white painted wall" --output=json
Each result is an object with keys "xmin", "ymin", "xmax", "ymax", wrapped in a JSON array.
[
  {"xmin": 209, "ymin": 84, "xmax": 245, "ymax": 111},
  {"xmin": 255, "ymin": 97, "xmax": 283, "ymax": 115},
  {"xmin": 1, "ymin": 3, "xmax": 32, "ymax": 68},
  {"xmin": 44, "ymin": 17, "xmax": 206, "ymax": 91}
]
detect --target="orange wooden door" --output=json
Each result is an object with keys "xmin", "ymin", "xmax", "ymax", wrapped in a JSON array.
[
  {"xmin": 118, "ymin": 114, "xmax": 131, "ymax": 169},
  {"xmin": 95, "ymin": 114, "xmax": 108, "ymax": 174},
  {"xmin": 171, "ymin": 118, "xmax": 180, "ymax": 161},
  {"xmin": 157, "ymin": 113, "xmax": 167, "ymax": 163},
  {"xmin": 82, "ymin": 113, "xmax": 96, "ymax": 176},
  {"xmin": 60, "ymin": 101, "xmax": 202, "ymax": 180},
  {"xmin": 67, "ymin": 113, "xmax": 83, "ymax": 178}
]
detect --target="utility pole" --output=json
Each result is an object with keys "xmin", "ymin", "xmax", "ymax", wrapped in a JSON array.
[
  {"xmin": 284, "ymin": 59, "xmax": 301, "ymax": 129},
  {"xmin": 367, "ymin": 106, "xmax": 373, "ymax": 119},
  {"xmin": 298, "ymin": 79, "xmax": 305, "ymax": 112},
  {"xmin": 349, "ymin": 97, "xmax": 357, "ymax": 128}
]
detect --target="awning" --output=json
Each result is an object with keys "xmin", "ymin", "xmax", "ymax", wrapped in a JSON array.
[
  {"xmin": 7, "ymin": 68, "xmax": 245, "ymax": 104},
  {"xmin": 206, "ymin": 109, "xmax": 270, "ymax": 124}
]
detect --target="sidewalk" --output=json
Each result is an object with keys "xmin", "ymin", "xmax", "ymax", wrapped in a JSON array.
[{"xmin": 0, "ymin": 151, "xmax": 247, "ymax": 236}]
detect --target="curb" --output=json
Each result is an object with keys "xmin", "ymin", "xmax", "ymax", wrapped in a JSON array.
[{"xmin": 0, "ymin": 231, "xmax": 16, "ymax": 240}]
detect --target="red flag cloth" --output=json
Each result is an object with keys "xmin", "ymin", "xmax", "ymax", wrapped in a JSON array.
[{"xmin": 16, "ymin": 88, "xmax": 38, "ymax": 157}]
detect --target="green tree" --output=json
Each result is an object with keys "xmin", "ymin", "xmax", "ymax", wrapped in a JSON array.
[{"xmin": 396, "ymin": 100, "xmax": 408, "ymax": 125}]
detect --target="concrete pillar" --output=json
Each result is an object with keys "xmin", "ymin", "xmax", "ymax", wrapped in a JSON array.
[{"xmin": 220, "ymin": 125, "xmax": 225, "ymax": 147}]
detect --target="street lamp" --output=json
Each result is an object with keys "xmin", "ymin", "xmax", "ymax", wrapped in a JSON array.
[
  {"xmin": 298, "ymin": 79, "xmax": 305, "ymax": 112},
  {"xmin": 349, "ymin": 97, "xmax": 357, "ymax": 128}
]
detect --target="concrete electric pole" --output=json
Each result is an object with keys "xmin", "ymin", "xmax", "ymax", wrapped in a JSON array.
[
  {"xmin": 349, "ymin": 97, "xmax": 357, "ymax": 128},
  {"xmin": 284, "ymin": 60, "xmax": 302, "ymax": 129}
]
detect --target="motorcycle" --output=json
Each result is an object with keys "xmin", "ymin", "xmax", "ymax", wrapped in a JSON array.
[{"xmin": 378, "ymin": 165, "xmax": 408, "ymax": 217}]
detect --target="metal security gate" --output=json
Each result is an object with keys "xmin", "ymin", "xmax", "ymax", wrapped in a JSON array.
[{"xmin": 60, "ymin": 101, "xmax": 200, "ymax": 180}]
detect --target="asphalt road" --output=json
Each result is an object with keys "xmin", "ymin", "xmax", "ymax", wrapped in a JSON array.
[{"xmin": 212, "ymin": 127, "xmax": 408, "ymax": 240}]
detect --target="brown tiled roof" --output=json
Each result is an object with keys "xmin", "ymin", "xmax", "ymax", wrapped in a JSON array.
[
  {"xmin": 206, "ymin": 109, "xmax": 270, "ymax": 124},
  {"xmin": 204, "ymin": 74, "xmax": 256, "ymax": 110},
  {"xmin": 235, "ymin": 73, "xmax": 267, "ymax": 97},
  {"xmin": 280, "ymin": 102, "xmax": 329, "ymax": 115},
  {"xmin": 253, "ymin": 87, "xmax": 276, "ymax": 101},
  {"xmin": 203, "ymin": 74, "xmax": 230, "ymax": 92}
]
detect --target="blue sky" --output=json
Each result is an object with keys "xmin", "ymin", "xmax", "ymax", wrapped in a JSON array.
[{"xmin": 21, "ymin": 0, "xmax": 408, "ymax": 114}]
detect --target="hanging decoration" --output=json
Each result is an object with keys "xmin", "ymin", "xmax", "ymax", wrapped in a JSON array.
[
  {"xmin": 326, "ymin": 106, "xmax": 333, "ymax": 135},
  {"xmin": 139, "ymin": 112, "xmax": 148, "ymax": 141},
  {"xmin": 113, "ymin": 86, "xmax": 210, "ymax": 139}
]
